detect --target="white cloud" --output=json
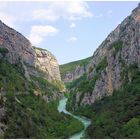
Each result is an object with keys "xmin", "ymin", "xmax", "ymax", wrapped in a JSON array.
[
  {"xmin": 28, "ymin": 25, "xmax": 58, "ymax": 46},
  {"xmin": 0, "ymin": 12, "xmax": 16, "ymax": 28},
  {"xmin": 32, "ymin": 2, "xmax": 92, "ymax": 22},
  {"xmin": 68, "ymin": 37, "xmax": 77, "ymax": 42},
  {"xmin": 70, "ymin": 23, "xmax": 76, "ymax": 28}
]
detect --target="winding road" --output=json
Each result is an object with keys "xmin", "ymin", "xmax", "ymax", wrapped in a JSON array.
[{"xmin": 57, "ymin": 98, "xmax": 91, "ymax": 139}]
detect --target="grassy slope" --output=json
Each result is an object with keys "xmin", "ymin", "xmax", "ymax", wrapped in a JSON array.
[{"xmin": 0, "ymin": 60, "xmax": 27, "ymax": 93}]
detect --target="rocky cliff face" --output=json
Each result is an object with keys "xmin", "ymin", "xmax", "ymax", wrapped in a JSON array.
[
  {"xmin": 0, "ymin": 20, "xmax": 61, "ymax": 82},
  {"xmin": 66, "ymin": 4, "xmax": 140, "ymax": 108},
  {"xmin": 0, "ymin": 20, "xmax": 35, "ymax": 66},
  {"xmin": 35, "ymin": 48, "xmax": 61, "ymax": 81}
]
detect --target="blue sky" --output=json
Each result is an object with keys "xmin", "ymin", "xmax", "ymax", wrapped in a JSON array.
[{"xmin": 0, "ymin": 1, "xmax": 139, "ymax": 64}]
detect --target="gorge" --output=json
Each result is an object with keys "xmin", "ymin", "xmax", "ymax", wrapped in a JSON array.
[{"xmin": 0, "ymin": 3, "xmax": 140, "ymax": 139}]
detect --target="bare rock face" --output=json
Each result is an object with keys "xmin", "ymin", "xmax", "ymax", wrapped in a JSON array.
[
  {"xmin": 0, "ymin": 20, "xmax": 35, "ymax": 66},
  {"xmin": 67, "ymin": 4, "xmax": 140, "ymax": 108},
  {"xmin": 35, "ymin": 48, "xmax": 61, "ymax": 81},
  {"xmin": 0, "ymin": 20, "xmax": 61, "ymax": 82}
]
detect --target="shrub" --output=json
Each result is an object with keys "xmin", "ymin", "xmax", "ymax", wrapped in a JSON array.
[
  {"xmin": 0, "ymin": 60, "xmax": 26, "ymax": 92},
  {"xmin": 0, "ymin": 47, "xmax": 9, "ymax": 57},
  {"xmin": 96, "ymin": 57, "xmax": 108, "ymax": 72}
]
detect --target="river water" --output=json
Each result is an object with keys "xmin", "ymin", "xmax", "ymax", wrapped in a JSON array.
[{"xmin": 57, "ymin": 98, "xmax": 91, "ymax": 139}]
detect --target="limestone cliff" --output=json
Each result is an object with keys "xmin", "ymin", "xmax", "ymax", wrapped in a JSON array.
[
  {"xmin": 35, "ymin": 48, "xmax": 61, "ymax": 81},
  {"xmin": 0, "ymin": 20, "xmax": 61, "ymax": 82},
  {"xmin": 0, "ymin": 20, "xmax": 35, "ymax": 66},
  {"xmin": 64, "ymin": 4, "xmax": 140, "ymax": 108}
]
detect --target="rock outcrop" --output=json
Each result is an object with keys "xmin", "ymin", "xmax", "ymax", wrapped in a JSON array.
[
  {"xmin": 0, "ymin": 20, "xmax": 61, "ymax": 82},
  {"xmin": 65, "ymin": 4, "xmax": 140, "ymax": 108},
  {"xmin": 35, "ymin": 48, "xmax": 61, "ymax": 81},
  {"xmin": 0, "ymin": 20, "xmax": 35, "ymax": 66}
]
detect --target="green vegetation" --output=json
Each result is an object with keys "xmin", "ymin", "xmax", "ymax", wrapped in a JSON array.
[
  {"xmin": 66, "ymin": 74, "xmax": 87, "ymax": 89},
  {"xmin": 0, "ymin": 59, "xmax": 60, "ymax": 94},
  {"xmin": 65, "ymin": 56, "xmax": 108, "ymax": 92},
  {"xmin": 109, "ymin": 41, "xmax": 123, "ymax": 51},
  {"xmin": 30, "ymin": 76, "xmax": 59, "ymax": 95},
  {"xmin": 113, "ymin": 41, "xmax": 123, "ymax": 52},
  {"xmin": 66, "ymin": 57, "xmax": 108, "ymax": 94},
  {"xmin": 69, "ymin": 63, "xmax": 140, "ymax": 138},
  {"xmin": 0, "ymin": 47, "xmax": 9, "ymax": 57},
  {"xmin": 66, "ymin": 74, "xmax": 99, "ymax": 110},
  {"xmin": 60, "ymin": 57, "xmax": 91, "ymax": 78},
  {"xmin": 4, "ymin": 93, "xmax": 84, "ymax": 138},
  {"xmin": 88, "ymin": 66, "xmax": 94, "ymax": 73},
  {"xmin": 0, "ymin": 60, "xmax": 27, "ymax": 92},
  {"xmin": 96, "ymin": 56, "xmax": 108, "ymax": 72},
  {"xmin": 77, "ymin": 75, "xmax": 99, "ymax": 93},
  {"xmin": 52, "ymin": 79, "xmax": 65, "ymax": 92},
  {"xmin": 109, "ymin": 41, "xmax": 124, "ymax": 56},
  {"xmin": 29, "ymin": 76, "xmax": 65, "ymax": 96}
]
